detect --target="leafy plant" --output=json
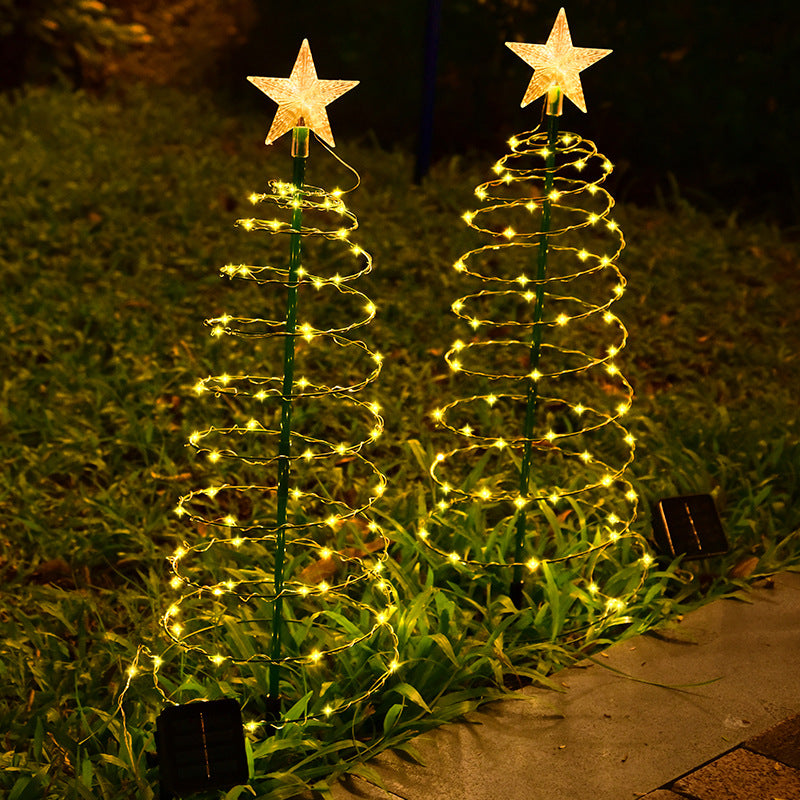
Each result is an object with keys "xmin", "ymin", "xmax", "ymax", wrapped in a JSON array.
[{"xmin": 0, "ymin": 86, "xmax": 798, "ymax": 798}]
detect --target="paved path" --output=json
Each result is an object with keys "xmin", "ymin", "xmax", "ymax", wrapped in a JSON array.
[{"xmin": 333, "ymin": 571, "xmax": 800, "ymax": 799}]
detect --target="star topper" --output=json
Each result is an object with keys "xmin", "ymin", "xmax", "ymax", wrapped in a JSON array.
[
  {"xmin": 248, "ymin": 39, "xmax": 358, "ymax": 147},
  {"xmin": 506, "ymin": 8, "xmax": 611, "ymax": 113}
]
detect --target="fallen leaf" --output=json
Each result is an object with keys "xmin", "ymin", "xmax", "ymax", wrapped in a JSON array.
[
  {"xmin": 729, "ymin": 555, "xmax": 759, "ymax": 579},
  {"xmin": 298, "ymin": 555, "xmax": 340, "ymax": 584}
]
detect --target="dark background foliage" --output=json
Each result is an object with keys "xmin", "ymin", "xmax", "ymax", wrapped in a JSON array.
[{"xmin": 2, "ymin": 0, "xmax": 798, "ymax": 222}]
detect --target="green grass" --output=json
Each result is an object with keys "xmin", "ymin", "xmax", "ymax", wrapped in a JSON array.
[{"xmin": 1, "ymin": 85, "xmax": 799, "ymax": 799}]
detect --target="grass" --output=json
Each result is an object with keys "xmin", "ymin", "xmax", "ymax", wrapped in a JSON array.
[{"xmin": 1, "ymin": 85, "xmax": 799, "ymax": 799}]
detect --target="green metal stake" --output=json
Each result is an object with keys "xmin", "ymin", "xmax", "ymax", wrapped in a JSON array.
[
  {"xmin": 510, "ymin": 89, "xmax": 561, "ymax": 607},
  {"xmin": 269, "ymin": 125, "xmax": 309, "ymax": 709}
]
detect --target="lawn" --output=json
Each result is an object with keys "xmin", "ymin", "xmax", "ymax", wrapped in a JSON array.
[{"xmin": 1, "ymin": 85, "xmax": 799, "ymax": 799}]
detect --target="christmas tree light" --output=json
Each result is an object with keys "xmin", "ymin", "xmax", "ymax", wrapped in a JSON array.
[
  {"xmin": 129, "ymin": 40, "xmax": 398, "ymax": 740},
  {"xmin": 422, "ymin": 9, "xmax": 652, "ymax": 620}
]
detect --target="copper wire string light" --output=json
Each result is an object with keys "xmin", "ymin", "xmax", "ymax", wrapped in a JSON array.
[
  {"xmin": 420, "ymin": 9, "xmax": 653, "ymax": 621},
  {"xmin": 125, "ymin": 41, "xmax": 398, "ymax": 737}
]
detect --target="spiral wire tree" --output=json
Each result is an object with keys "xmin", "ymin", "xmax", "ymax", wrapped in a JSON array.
[
  {"xmin": 134, "ymin": 41, "xmax": 399, "ymax": 737},
  {"xmin": 421, "ymin": 11, "xmax": 653, "ymax": 628}
]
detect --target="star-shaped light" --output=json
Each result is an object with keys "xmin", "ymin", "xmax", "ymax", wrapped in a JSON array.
[
  {"xmin": 506, "ymin": 8, "xmax": 611, "ymax": 113},
  {"xmin": 248, "ymin": 39, "xmax": 358, "ymax": 147}
]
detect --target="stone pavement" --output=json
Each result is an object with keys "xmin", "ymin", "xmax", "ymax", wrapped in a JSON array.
[{"xmin": 332, "ymin": 571, "xmax": 800, "ymax": 800}]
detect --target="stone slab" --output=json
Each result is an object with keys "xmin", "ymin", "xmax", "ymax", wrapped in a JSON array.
[
  {"xmin": 671, "ymin": 748, "xmax": 800, "ymax": 799},
  {"xmin": 333, "ymin": 572, "xmax": 800, "ymax": 800},
  {"xmin": 636, "ymin": 791, "xmax": 687, "ymax": 800},
  {"xmin": 332, "ymin": 775, "xmax": 406, "ymax": 800},
  {"xmin": 744, "ymin": 713, "xmax": 800, "ymax": 770}
]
